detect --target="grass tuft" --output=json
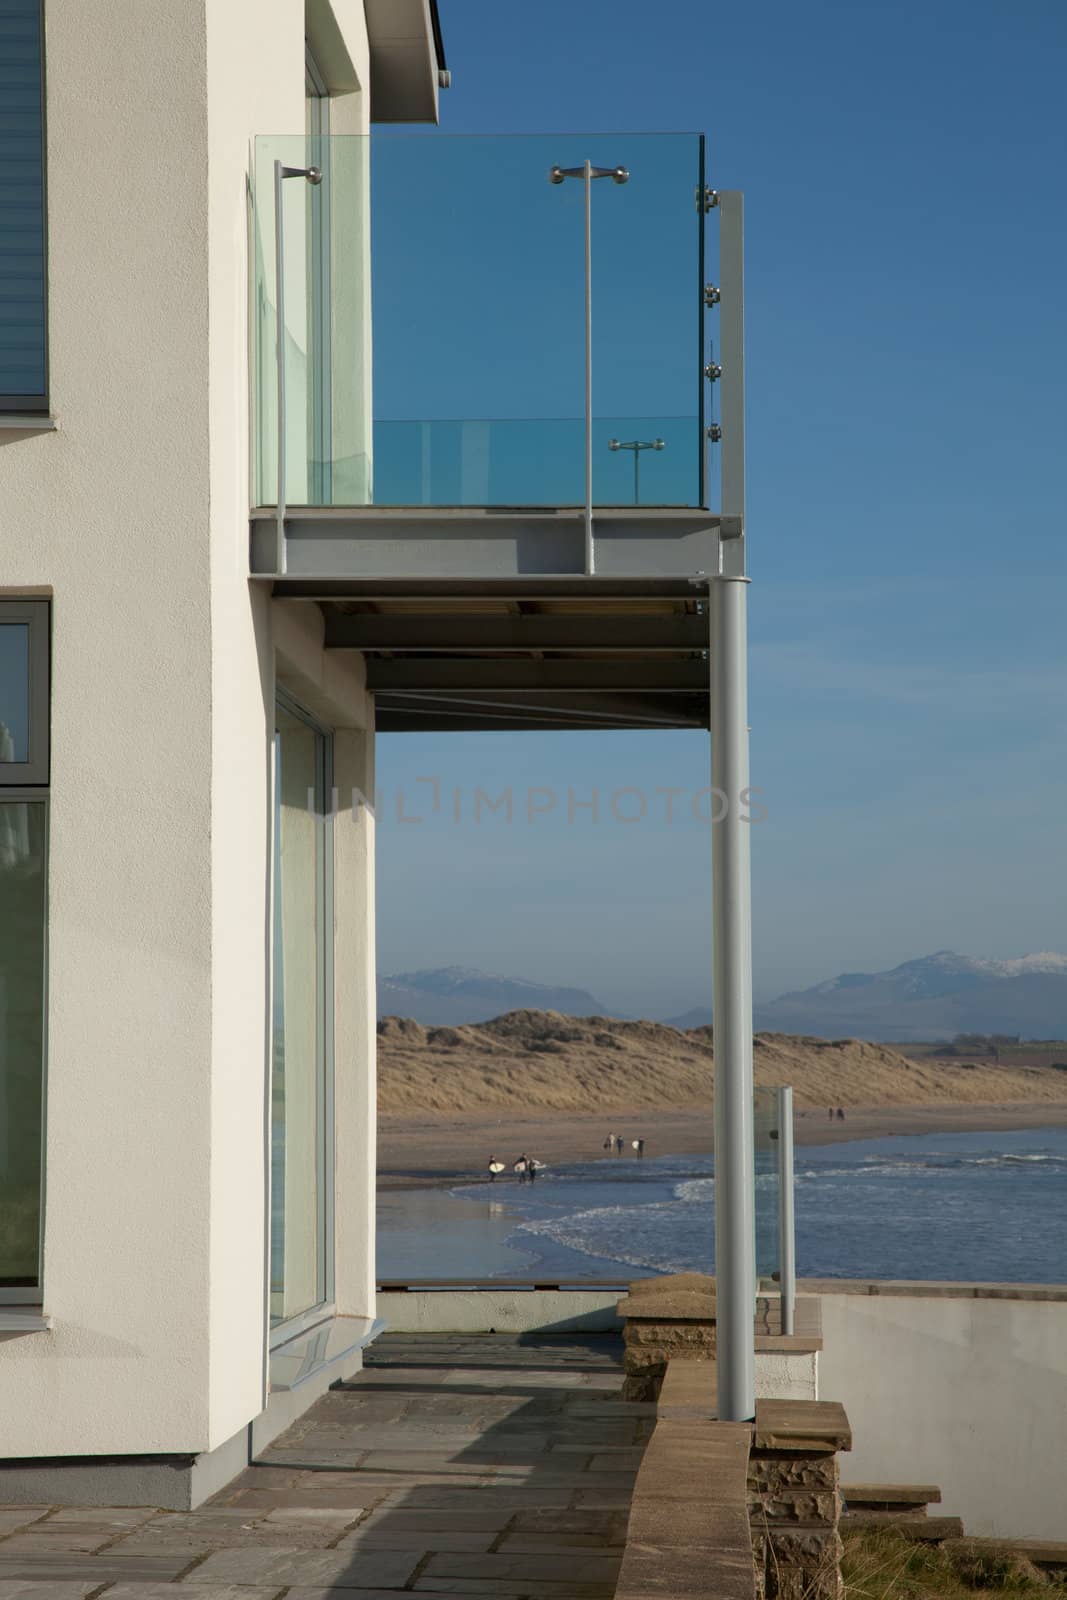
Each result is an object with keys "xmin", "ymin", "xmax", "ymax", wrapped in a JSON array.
[{"xmin": 843, "ymin": 1531, "xmax": 1063, "ymax": 1600}]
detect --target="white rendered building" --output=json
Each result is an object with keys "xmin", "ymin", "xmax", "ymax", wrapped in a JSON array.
[{"xmin": 0, "ymin": 0, "xmax": 753, "ymax": 1505}]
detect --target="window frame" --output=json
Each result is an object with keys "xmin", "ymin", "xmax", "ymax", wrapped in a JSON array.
[
  {"xmin": 268, "ymin": 688, "xmax": 335, "ymax": 1346},
  {"xmin": 0, "ymin": 600, "xmax": 50, "ymax": 786},
  {"xmin": 0, "ymin": 0, "xmax": 49, "ymax": 416}
]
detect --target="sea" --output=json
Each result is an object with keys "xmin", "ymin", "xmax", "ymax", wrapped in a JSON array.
[{"xmin": 376, "ymin": 1127, "xmax": 1067, "ymax": 1283}]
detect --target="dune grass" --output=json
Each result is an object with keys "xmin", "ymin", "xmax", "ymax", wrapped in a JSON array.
[{"xmin": 843, "ymin": 1531, "xmax": 1065, "ymax": 1600}]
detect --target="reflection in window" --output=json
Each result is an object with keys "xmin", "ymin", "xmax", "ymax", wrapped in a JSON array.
[
  {"xmin": 0, "ymin": 625, "xmax": 30, "ymax": 764},
  {"xmin": 0, "ymin": 0, "xmax": 47, "ymax": 411},
  {"xmin": 0, "ymin": 801, "xmax": 46, "ymax": 1287},
  {"xmin": 271, "ymin": 700, "xmax": 332, "ymax": 1327}
]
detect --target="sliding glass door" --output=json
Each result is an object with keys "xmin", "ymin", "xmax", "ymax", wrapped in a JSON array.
[{"xmin": 270, "ymin": 694, "xmax": 333, "ymax": 1331}]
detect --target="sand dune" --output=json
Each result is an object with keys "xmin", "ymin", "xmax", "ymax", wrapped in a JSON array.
[{"xmin": 377, "ymin": 1010, "xmax": 1067, "ymax": 1115}]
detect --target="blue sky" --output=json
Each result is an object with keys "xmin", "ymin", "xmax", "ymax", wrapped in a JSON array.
[{"xmin": 374, "ymin": 0, "xmax": 1067, "ymax": 1017}]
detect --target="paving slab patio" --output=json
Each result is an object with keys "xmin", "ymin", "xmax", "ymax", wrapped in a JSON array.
[{"xmin": 0, "ymin": 1331, "xmax": 648, "ymax": 1595}]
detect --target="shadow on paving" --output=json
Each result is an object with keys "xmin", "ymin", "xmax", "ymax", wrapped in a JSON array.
[
  {"xmin": 221, "ymin": 1330, "xmax": 653, "ymax": 1597},
  {"xmin": 0, "ymin": 1333, "xmax": 652, "ymax": 1596}
]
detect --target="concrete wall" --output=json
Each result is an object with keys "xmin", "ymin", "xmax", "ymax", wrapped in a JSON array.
[
  {"xmin": 0, "ymin": 0, "xmax": 379, "ymax": 1461},
  {"xmin": 0, "ymin": 0, "xmax": 215, "ymax": 1458},
  {"xmin": 817, "ymin": 1287, "xmax": 1067, "ymax": 1540},
  {"xmin": 376, "ymin": 1292, "xmax": 817, "ymax": 1401},
  {"xmin": 204, "ymin": 0, "xmax": 298, "ymax": 1459},
  {"xmin": 379, "ymin": 1289, "xmax": 625, "ymax": 1335}
]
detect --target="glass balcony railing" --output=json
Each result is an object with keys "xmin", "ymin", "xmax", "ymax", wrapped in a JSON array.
[
  {"xmin": 754, "ymin": 1084, "xmax": 797, "ymax": 1332},
  {"xmin": 251, "ymin": 133, "xmax": 712, "ymax": 511},
  {"xmin": 754, "ymin": 1086, "xmax": 781, "ymax": 1285}
]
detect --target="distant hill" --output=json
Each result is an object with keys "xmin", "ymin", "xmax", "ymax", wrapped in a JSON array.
[
  {"xmin": 376, "ymin": 1009, "xmax": 1067, "ymax": 1115},
  {"xmin": 663, "ymin": 1006, "xmax": 713, "ymax": 1030},
  {"xmin": 380, "ymin": 950, "xmax": 1067, "ymax": 1040},
  {"xmin": 378, "ymin": 966, "xmax": 609, "ymax": 1026},
  {"xmin": 754, "ymin": 951, "xmax": 1067, "ymax": 1042}
]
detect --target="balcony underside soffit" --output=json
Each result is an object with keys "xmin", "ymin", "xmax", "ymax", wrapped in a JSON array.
[{"xmin": 319, "ymin": 591, "xmax": 710, "ymax": 732}]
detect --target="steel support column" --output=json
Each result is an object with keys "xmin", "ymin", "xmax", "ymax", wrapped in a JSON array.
[
  {"xmin": 711, "ymin": 573, "xmax": 755, "ymax": 1421},
  {"xmin": 777, "ymin": 1085, "xmax": 796, "ymax": 1336}
]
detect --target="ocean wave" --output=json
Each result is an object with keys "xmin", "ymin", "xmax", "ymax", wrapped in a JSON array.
[
  {"xmin": 794, "ymin": 1152, "xmax": 1067, "ymax": 1183},
  {"xmin": 516, "ymin": 1200, "xmax": 712, "ymax": 1276},
  {"xmin": 673, "ymin": 1177, "xmax": 712, "ymax": 1203}
]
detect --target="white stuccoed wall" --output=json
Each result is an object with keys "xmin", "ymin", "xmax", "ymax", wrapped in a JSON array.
[
  {"xmin": 0, "ymin": 0, "xmax": 215, "ymax": 1458},
  {"xmin": 0, "ymin": 0, "xmax": 379, "ymax": 1459},
  {"xmin": 204, "ymin": 0, "xmax": 301, "ymax": 1458},
  {"xmin": 817, "ymin": 1289, "xmax": 1067, "ymax": 1540}
]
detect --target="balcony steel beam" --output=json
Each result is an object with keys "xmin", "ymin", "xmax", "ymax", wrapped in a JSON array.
[
  {"xmin": 364, "ymin": 658, "xmax": 706, "ymax": 694},
  {"xmin": 263, "ymin": 575, "xmax": 710, "ymax": 603},
  {"xmin": 374, "ymin": 688, "xmax": 707, "ymax": 732},
  {"xmin": 250, "ymin": 506, "xmax": 719, "ymax": 582},
  {"xmin": 324, "ymin": 612, "xmax": 707, "ymax": 654}
]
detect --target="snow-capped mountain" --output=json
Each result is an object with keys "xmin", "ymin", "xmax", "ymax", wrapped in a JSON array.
[{"xmin": 755, "ymin": 951, "xmax": 1067, "ymax": 1042}]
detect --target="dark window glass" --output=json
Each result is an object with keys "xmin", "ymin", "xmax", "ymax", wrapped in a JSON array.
[
  {"xmin": 0, "ymin": 0, "xmax": 47, "ymax": 411},
  {"xmin": 0, "ymin": 801, "xmax": 46, "ymax": 1288}
]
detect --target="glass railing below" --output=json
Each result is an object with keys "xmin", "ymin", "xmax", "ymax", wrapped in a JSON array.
[
  {"xmin": 370, "ymin": 416, "xmax": 700, "ymax": 507},
  {"xmin": 754, "ymin": 1087, "xmax": 780, "ymax": 1287},
  {"xmin": 754, "ymin": 1084, "xmax": 797, "ymax": 1333},
  {"xmin": 251, "ymin": 132, "xmax": 710, "ymax": 513}
]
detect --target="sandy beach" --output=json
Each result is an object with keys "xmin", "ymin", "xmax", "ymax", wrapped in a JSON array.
[{"xmin": 378, "ymin": 1099, "xmax": 1067, "ymax": 1188}]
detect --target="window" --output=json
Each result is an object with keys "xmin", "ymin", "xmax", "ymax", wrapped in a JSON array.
[
  {"xmin": 0, "ymin": 0, "xmax": 48, "ymax": 413},
  {"xmin": 0, "ymin": 601, "xmax": 49, "ymax": 784},
  {"xmin": 0, "ymin": 600, "xmax": 49, "ymax": 1301},
  {"xmin": 270, "ymin": 692, "xmax": 334, "ymax": 1332}
]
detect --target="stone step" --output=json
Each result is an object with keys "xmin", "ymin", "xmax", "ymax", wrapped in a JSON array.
[
  {"xmin": 842, "ymin": 1483, "xmax": 942, "ymax": 1515},
  {"xmin": 754, "ymin": 1399, "xmax": 852, "ymax": 1454},
  {"xmin": 943, "ymin": 1538, "xmax": 1067, "ymax": 1571},
  {"xmin": 842, "ymin": 1513, "xmax": 964, "ymax": 1542}
]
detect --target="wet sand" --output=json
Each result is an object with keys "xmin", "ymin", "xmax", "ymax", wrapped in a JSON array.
[{"xmin": 378, "ymin": 1100, "xmax": 1067, "ymax": 1189}]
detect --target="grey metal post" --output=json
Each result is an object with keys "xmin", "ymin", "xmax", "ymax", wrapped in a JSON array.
[
  {"xmin": 274, "ymin": 159, "xmax": 287, "ymax": 573},
  {"xmin": 274, "ymin": 158, "xmax": 323, "ymax": 574},
  {"xmin": 711, "ymin": 571, "xmax": 755, "ymax": 1422},
  {"xmin": 717, "ymin": 191, "xmax": 745, "ymax": 579},
  {"xmin": 777, "ymin": 1085, "xmax": 796, "ymax": 1336},
  {"xmin": 549, "ymin": 159, "xmax": 628, "ymax": 573},
  {"xmin": 583, "ymin": 159, "xmax": 594, "ymax": 574}
]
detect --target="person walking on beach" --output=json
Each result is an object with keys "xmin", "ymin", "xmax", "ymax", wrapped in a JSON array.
[
  {"xmin": 632, "ymin": 1138, "xmax": 645, "ymax": 1159},
  {"xmin": 836, "ymin": 1107, "xmax": 845, "ymax": 1121},
  {"xmin": 527, "ymin": 1154, "xmax": 540, "ymax": 1182},
  {"xmin": 615, "ymin": 1135, "xmax": 625, "ymax": 1155},
  {"xmin": 488, "ymin": 1156, "xmax": 505, "ymax": 1183},
  {"xmin": 828, "ymin": 1107, "xmax": 834, "ymax": 1121},
  {"xmin": 514, "ymin": 1153, "xmax": 530, "ymax": 1183},
  {"xmin": 603, "ymin": 1132, "xmax": 615, "ymax": 1153}
]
